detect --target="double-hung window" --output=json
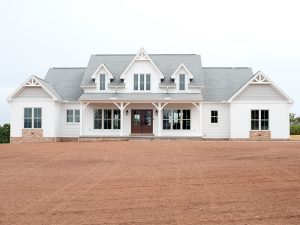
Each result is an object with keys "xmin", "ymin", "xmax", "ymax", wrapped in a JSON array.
[
  {"xmin": 251, "ymin": 110, "xmax": 269, "ymax": 130},
  {"xmin": 66, "ymin": 110, "xmax": 80, "ymax": 123},
  {"xmin": 179, "ymin": 74, "xmax": 185, "ymax": 90},
  {"xmin": 134, "ymin": 74, "xmax": 151, "ymax": 91},
  {"xmin": 162, "ymin": 109, "xmax": 191, "ymax": 130},
  {"xmin": 99, "ymin": 74, "xmax": 105, "ymax": 90},
  {"xmin": 24, "ymin": 108, "xmax": 42, "ymax": 128},
  {"xmin": 94, "ymin": 109, "xmax": 121, "ymax": 130},
  {"xmin": 211, "ymin": 111, "xmax": 218, "ymax": 123}
]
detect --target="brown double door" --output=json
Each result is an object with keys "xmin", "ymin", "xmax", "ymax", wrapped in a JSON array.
[{"xmin": 131, "ymin": 110, "xmax": 153, "ymax": 134}]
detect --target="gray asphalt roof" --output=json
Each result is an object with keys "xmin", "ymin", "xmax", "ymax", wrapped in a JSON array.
[
  {"xmin": 202, "ymin": 67, "xmax": 253, "ymax": 101},
  {"xmin": 44, "ymin": 68, "xmax": 85, "ymax": 101},
  {"xmin": 40, "ymin": 56, "xmax": 254, "ymax": 102},
  {"xmin": 80, "ymin": 93, "xmax": 203, "ymax": 101},
  {"xmin": 80, "ymin": 54, "xmax": 204, "ymax": 87}
]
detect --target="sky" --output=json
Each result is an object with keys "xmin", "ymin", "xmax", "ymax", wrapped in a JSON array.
[{"xmin": 0, "ymin": 0, "xmax": 299, "ymax": 125}]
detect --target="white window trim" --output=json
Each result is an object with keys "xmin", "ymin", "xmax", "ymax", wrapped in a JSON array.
[
  {"xmin": 250, "ymin": 109, "xmax": 270, "ymax": 131},
  {"xmin": 210, "ymin": 110, "xmax": 219, "ymax": 124},
  {"xmin": 23, "ymin": 107, "xmax": 42, "ymax": 129},
  {"xmin": 162, "ymin": 109, "xmax": 191, "ymax": 131},
  {"xmin": 133, "ymin": 74, "xmax": 151, "ymax": 92},
  {"xmin": 66, "ymin": 109, "xmax": 80, "ymax": 124},
  {"xmin": 93, "ymin": 109, "xmax": 121, "ymax": 130}
]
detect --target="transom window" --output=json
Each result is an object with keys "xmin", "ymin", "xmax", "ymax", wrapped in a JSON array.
[
  {"xmin": 66, "ymin": 110, "xmax": 80, "ymax": 123},
  {"xmin": 211, "ymin": 110, "xmax": 218, "ymax": 123},
  {"xmin": 163, "ymin": 109, "xmax": 191, "ymax": 130},
  {"xmin": 99, "ymin": 74, "xmax": 105, "ymax": 90},
  {"xmin": 24, "ymin": 108, "xmax": 42, "ymax": 128},
  {"xmin": 179, "ymin": 74, "xmax": 185, "ymax": 90},
  {"xmin": 251, "ymin": 110, "xmax": 269, "ymax": 130},
  {"xmin": 134, "ymin": 74, "xmax": 151, "ymax": 91},
  {"xmin": 94, "ymin": 109, "xmax": 120, "ymax": 130}
]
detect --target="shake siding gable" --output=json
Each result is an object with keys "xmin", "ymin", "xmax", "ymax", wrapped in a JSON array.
[{"xmin": 234, "ymin": 84, "xmax": 287, "ymax": 102}]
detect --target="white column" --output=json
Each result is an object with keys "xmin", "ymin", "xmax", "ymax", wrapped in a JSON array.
[
  {"xmin": 157, "ymin": 102, "xmax": 162, "ymax": 136},
  {"xmin": 80, "ymin": 102, "xmax": 83, "ymax": 136},
  {"xmin": 120, "ymin": 102, "xmax": 124, "ymax": 136},
  {"xmin": 199, "ymin": 102, "xmax": 203, "ymax": 137}
]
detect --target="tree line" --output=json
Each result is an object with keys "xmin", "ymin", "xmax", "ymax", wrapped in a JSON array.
[
  {"xmin": 0, "ymin": 124, "xmax": 10, "ymax": 143},
  {"xmin": 290, "ymin": 113, "xmax": 300, "ymax": 135}
]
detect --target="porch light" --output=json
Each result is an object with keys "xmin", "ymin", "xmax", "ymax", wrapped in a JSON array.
[
  {"xmin": 126, "ymin": 110, "xmax": 129, "ymax": 116},
  {"xmin": 155, "ymin": 110, "xmax": 158, "ymax": 115}
]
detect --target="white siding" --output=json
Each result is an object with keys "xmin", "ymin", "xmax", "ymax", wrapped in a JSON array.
[
  {"xmin": 202, "ymin": 103, "xmax": 230, "ymax": 138},
  {"xmin": 58, "ymin": 104, "xmax": 81, "ymax": 137},
  {"xmin": 235, "ymin": 84, "xmax": 287, "ymax": 102},
  {"xmin": 230, "ymin": 103, "xmax": 290, "ymax": 139},
  {"xmin": 14, "ymin": 87, "xmax": 52, "ymax": 100},
  {"xmin": 10, "ymin": 101, "xmax": 56, "ymax": 137}
]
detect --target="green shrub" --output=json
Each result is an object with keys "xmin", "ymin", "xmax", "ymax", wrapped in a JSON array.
[
  {"xmin": 290, "ymin": 124, "xmax": 300, "ymax": 135},
  {"xmin": 0, "ymin": 124, "xmax": 10, "ymax": 143}
]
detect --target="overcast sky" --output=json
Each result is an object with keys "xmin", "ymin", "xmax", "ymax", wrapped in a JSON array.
[{"xmin": 0, "ymin": 0, "xmax": 299, "ymax": 125}]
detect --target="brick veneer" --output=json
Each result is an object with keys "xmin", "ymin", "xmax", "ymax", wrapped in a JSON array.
[
  {"xmin": 10, "ymin": 129, "xmax": 56, "ymax": 143},
  {"xmin": 249, "ymin": 131, "xmax": 271, "ymax": 140}
]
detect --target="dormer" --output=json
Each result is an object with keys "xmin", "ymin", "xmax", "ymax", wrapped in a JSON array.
[
  {"xmin": 171, "ymin": 63, "xmax": 194, "ymax": 91},
  {"xmin": 91, "ymin": 63, "xmax": 114, "ymax": 91}
]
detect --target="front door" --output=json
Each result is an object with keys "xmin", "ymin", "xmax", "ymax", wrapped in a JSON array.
[{"xmin": 131, "ymin": 110, "xmax": 153, "ymax": 134}]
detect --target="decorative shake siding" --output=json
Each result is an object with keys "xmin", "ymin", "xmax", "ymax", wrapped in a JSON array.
[
  {"xmin": 235, "ymin": 84, "xmax": 286, "ymax": 102},
  {"xmin": 15, "ymin": 87, "xmax": 51, "ymax": 100}
]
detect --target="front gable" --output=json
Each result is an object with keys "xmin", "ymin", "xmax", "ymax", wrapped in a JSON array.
[
  {"xmin": 120, "ymin": 48, "xmax": 164, "ymax": 80},
  {"xmin": 7, "ymin": 76, "xmax": 58, "ymax": 102},
  {"xmin": 228, "ymin": 71, "xmax": 293, "ymax": 103}
]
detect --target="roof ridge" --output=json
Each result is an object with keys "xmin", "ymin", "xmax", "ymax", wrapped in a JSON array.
[
  {"xmin": 51, "ymin": 67, "xmax": 86, "ymax": 69},
  {"xmin": 92, "ymin": 54, "xmax": 200, "ymax": 56},
  {"xmin": 202, "ymin": 67, "xmax": 251, "ymax": 69}
]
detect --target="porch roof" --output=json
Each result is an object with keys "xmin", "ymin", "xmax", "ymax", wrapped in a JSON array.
[{"xmin": 79, "ymin": 93, "xmax": 203, "ymax": 102}]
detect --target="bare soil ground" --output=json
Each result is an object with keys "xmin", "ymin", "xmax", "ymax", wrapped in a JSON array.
[{"xmin": 0, "ymin": 141, "xmax": 300, "ymax": 225}]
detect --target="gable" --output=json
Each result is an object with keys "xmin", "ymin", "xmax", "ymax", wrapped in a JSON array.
[
  {"xmin": 234, "ymin": 84, "xmax": 288, "ymax": 102},
  {"xmin": 120, "ymin": 48, "xmax": 164, "ymax": 80},
  {"xmin": 14, "ymin": 86, "xmax": 52, "ymax": 100}
]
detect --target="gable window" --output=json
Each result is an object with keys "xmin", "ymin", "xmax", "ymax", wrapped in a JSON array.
[
  {"xmin": 251, "ymin": 110, "xmax": 269, "ymax": 130},
  {"xmin": 24, "ymin": 108, "xmax": 42, "ymax": 128},
  {"xmin": 94, "ymin": 109, "xmax": 121, "ymax": 130},
  {"xmin": 99, "ymin": 74, "xmax": 105, "ymax": 90},
  {"xmin": 66, "ymin": 110, "xmax": 80, "ymax": 123},
  {"xmin": 162, "ymin": 109, "xmax": 191, "ymax": 130},
  {"xmin": 179, "ymin": 74, "xmax": 185, "ymax": 90},
  {"xmin": 211, "ymin": 110, "xmax": 218, "ymax": 123},
  {"xmin": 133, "ymin": 74, "xmax": 151, "ymax": 91}
]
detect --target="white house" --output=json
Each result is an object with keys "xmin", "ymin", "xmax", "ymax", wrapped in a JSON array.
[{"xmin": 7, "ymin": 48, "xmax": 293, "ymax": 143}]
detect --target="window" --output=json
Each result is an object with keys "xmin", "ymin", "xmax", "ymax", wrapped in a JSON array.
[
  {"xmin": 146, "ymin": 74, "xmax": 151, "ymax": 90},
  {"xmin": 99, "ymin": 74, "xmax": 105, "ymax": 90},
  {"xmin": 211, "ymin": 111, "xmax": 218, "ymax": 123},
  {"xmin": 133, "ymin": 74, "xmax": 150, "ymax": 91},
  {"xmin": 179, "ymin": 74, "xmax": 185, "ymax": 90},
  {"xmin": 251, "ymin": 110, "xmax": 269, "ymax": 130},
  {"xmin": 94, "ymin": 109, "xmax": 121, "ymax": 130},
  {"xmin": 94, "ymin": 109, "xmax": 102, "ymax": 129},
  {"xmin": 162, "ymin": 109, "xmax": 191, "ymax": 130},
  {"xmin": 66, "ymin": 110, "xmax": 80, "ymax": 123},
  {"xmin": 134, "ymin": 74, "xmax": 138, "ymax": 90},
  {"xmin": 24, "ymin": 108, "xmax": 42, "ymax": 128},
  {"xmin": 113, "ymin": 110, "xmax": 121, "ymax": 129}
]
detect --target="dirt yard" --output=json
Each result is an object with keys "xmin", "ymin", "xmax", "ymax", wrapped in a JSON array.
[{"xmin": 0, "ymin": 141, "xmax": 300, "ymax": 225}]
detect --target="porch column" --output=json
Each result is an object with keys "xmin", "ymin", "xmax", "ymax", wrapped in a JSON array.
[
  {"xmin": 114, "ymin": 102, "xmax": 130, "ymax": 136},
  {"xmin": 152, "ymin": 102, "xmax": 168, "ymax": 136},
  {"xmin": 192, "ymin": 102, "xmax": 203, "ymax": 137},
  {"xmin": 80, "ymin": 102, "xmax": 90, "ymax": 136}
]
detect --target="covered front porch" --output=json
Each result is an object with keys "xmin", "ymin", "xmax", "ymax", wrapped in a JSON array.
[{"xmin": 79, "ymin": 100, "xmax": 203, "ymax": 138}]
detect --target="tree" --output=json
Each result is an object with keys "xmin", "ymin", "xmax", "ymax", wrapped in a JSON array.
[{"xmin": 0, "ymin": 124, "xmax": 10, "ymax": 143}]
